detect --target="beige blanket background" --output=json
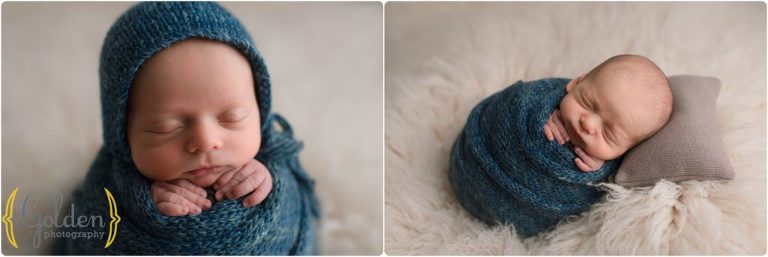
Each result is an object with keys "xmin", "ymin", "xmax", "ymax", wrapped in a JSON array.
[
  {"xmin": 385, "ymin": 2, "xmax": 765, "ymax": 254},
  {"xmin": 2, "ymin": 2, "xmax": 382, "ymax": 255}
]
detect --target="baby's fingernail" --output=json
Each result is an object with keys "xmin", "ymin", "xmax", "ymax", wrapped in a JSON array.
[
  {"xmin": 215, "ymin": 192, "xmax": 221, "ymax": 201},
  {"xmin": 182, "ymin": 207, "xmax": 189, "ymax": 213}
]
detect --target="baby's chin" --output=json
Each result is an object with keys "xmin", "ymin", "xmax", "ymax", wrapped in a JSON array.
[{"xmin": 186, "ymin": 175, "xmax": 219, "ymax": 188}]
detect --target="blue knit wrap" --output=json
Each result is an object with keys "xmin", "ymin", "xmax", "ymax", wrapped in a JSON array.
[
  {"xmin": 52, "ymin": 2, "xmax": 319, "ymax": 254},
  {"xmin": 448, "ymin": 78, "xmax": 620, "ymax": 238}
]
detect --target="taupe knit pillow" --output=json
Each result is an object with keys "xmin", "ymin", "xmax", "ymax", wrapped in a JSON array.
[{"xmin": 613, "ymin": 75, "xmax": 735, "ymax": 187}]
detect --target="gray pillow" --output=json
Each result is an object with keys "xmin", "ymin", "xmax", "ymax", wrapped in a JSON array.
[{"xmin": 613, "ymin": 75, "xmax": 735, "ymax": 187}]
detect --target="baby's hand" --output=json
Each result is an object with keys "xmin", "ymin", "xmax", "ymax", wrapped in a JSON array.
[
  {"xmin": 543, "ymin": 109, "xmax": 570, "ymax": 145},
  {"xmin": 150, "ymin": 179, "xmax": 212, "ymax": 216},
  {"xmin": 212, "ymin": 159, "xmax": 273, "ymax": 208},
  {"xmin": 574, "ymin": 146, "xmax": 605, "ymax": 172}
]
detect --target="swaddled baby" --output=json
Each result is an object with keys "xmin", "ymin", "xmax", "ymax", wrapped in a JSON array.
[
  {"xmin": 448, "ymin": 54, "xmax": 672, "ymax": 237},
  {"xmin": 53, "ymin": 2, "xmax": 319, "ymax": 254}
]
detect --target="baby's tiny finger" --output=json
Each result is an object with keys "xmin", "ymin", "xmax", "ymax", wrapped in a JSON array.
[
  {"xmin": 551, "ymin": 124, "xmax": 564, "ymax": 144},
  {"xmin": 544, "ymin": 124, "xmax": 554, "ymax": 141},
  {"xmin": 160, "ymin": 192, "xmax": 202, "ymax": 215},
  {"xmin": 243, "ymin": 173, "xmax": 272, "ymax": 208},
  {"xmin": 174, "ymin": 179, "xmax": 207, "ymax": 198},
  {"xmin": 160, "ymin": 183, "xmax": 209, "ymax": 210},
  {"xmin": 156, "ymin": 202, "xmax": 188, "ymax": 217},
  {"xmin": 575, "ymin": 147, "xmax": 596, "ymax": 166},
  {"xmin": 243, "ymin": 186, "xmax": 268, "ymax": 208},
  {"xmin": 215, "ymin": 178, "xmax": 239, "ymax": 201},
  {"xmin": 574, "ymin": 158, "xmax": 591, "ymax": 172},
  {"xmin": 227, "ymin": 171, "xmax": 267, "ymax": 200},
  {"xmin": 552, "ymin": 114, "xmax": 570, "ymax": 142},
  {"xmin": 150, "ymin": 184, "xmax": 169, "ymax": 203},
  {"xmin": 213, "ymin": 168, "xmax": 236, "ymax": 191},
  {"xmin": 179, "ymin": 187, "xmax": 211, "ymax": 210}
]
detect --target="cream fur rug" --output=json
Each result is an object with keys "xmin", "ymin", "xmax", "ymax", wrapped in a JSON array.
[{"xmin": 385, "ymin": 2, "xmax": 766, "ymax": 255}]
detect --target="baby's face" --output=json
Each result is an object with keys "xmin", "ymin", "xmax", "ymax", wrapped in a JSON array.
[
  {"xmin": 126, "ymin": 38, "xmax": 261, "ymax": 188},
  {"xmin": 559, "ymin": 74, "xmax": 660, "ymax": 161}
]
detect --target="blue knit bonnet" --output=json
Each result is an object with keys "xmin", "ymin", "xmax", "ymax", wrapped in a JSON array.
[{"xmin": 100, "ymin": 2, "xmax": 271, "ymax": 162}]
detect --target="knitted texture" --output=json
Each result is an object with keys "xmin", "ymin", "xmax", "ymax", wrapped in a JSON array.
[
  {"xmin": 448, "ymin": 78, "xmax": 620, "ymax": 238},
  {"xmin": 52, "ymin": 2, "xmax": 319, "ymax": 254}
]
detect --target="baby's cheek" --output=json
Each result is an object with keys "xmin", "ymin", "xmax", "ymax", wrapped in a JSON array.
[
  {"xmin": 584, "ymin": 143, "xmax": 618, "ymax": 161},
  {"xmin": 132, "ymin": 145, "xmax": 184, "ymax": 181},
  {"xmin": 558, "ymin": 99, "xmax": 577, "ymax": 122},
  {"xmin": 223, "ymin": 127, "xmax": 262, "ymax": 170}
]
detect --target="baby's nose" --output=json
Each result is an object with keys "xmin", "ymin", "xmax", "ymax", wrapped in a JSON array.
[
  {"xmin": 187, "ymin": 123, "xmax": 223, "ymax": 153},
  {"xmin": 580, "ymin": 115, "xmax": 598, "ymax": 134}
]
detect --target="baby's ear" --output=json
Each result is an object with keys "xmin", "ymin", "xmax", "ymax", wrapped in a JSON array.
[{"xmin": 566, "ymin": 73, "xmax": 587, "ymax": 92}]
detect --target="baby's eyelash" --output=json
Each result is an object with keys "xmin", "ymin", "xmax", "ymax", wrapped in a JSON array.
[
  {"xmin": 146, "ymin": 126, "xmax": 182, "ymax": 134},
  {"xmin": 580, "ymin": 94, "xmax": 590, "ymax": 109},
  {"xmin": 220, "ymin": 114, "xmax": 248, "ymax": 123},
  {"xmin": 604, "ymin": 129, "xmax": 616, "ymax": 144}
]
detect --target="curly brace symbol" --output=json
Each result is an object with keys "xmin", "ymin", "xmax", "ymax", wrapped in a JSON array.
[
  {"xmin": 104, "ymin": 188, "xmax": 120, "ymax": 249},
  {"xmin": 3, "ymin": 187, "xmax": 19, "ymax": 248}
]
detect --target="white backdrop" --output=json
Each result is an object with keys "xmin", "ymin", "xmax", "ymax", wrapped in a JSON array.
[{"xmin": 2, "ymin": 2, "xmax": 382, "ymax": 255}]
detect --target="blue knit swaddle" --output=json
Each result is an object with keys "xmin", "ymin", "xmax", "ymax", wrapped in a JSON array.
[
  {"xmin": 448, "ymin": 78, "xmax": 620, "ymax": 238},
  {"xmin": 52, "ymin": 2, "xmax": 319, "ymax": 254}
]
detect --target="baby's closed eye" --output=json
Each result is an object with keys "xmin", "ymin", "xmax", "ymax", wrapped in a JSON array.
[
  {"xmin": 218, "ymin": 108, "xmax": 252, "ymax": 123},
  {"xmin": 145, "ymin": 121, "xmax": 184, "ymax": 134}
]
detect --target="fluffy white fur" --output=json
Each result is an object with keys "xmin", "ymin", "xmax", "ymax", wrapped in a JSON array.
[{"xmin": 385, "ymin": 2, "xmax": 765, "ymax": 255}]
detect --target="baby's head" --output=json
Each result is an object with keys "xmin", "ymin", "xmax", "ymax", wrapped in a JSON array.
[
  {"xmin": 126, "ymin": 38, "xmax": 261, "ymax": 187},
  {"xmin": 559, "ymin": 54, "xmax": 672, "ymax": 160},
  {"xmin": 99, "ymin": 2, "xmax": 272, "ymax": 187}
]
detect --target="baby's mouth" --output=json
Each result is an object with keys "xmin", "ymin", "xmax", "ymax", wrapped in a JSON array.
[{"xmin": 187, "ymin": 166, "xmax": 222, "ymax": 176}]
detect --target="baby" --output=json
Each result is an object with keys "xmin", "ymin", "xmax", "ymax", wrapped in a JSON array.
[
  {"xmin": 127, "ymin": 38, "xmax": 272, "ymax": 216},
  {"xmin": 54, "ymin": 3, "xmax": 319, "ymax": 254},
  {"xmin": 543, "ymin": 54, "xmax": 673, "ymax": 172}
]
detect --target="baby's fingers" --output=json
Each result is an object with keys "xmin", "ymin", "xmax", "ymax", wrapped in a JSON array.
[
  {"xmin": 551, "ymin": 111, "xmax": 570, "ymax": 142},
  {"xmin": 170, "ymin": 179, "xmax": 207, "ymax": 198},
  {"xmin": 159, "ymin": 182, "xmax": 211, "ymax": 210},
  {"xmin": 242, "ymin": 173, "xmax": 272, "ymax": 208},
  {"xmin": 155, "ymin": 190, "xmax": 203, "ymax": 215},
  {"xmin": 544, "ymin": 123, "xmax": 554, "ymax": 141},
  {"xmin": 574, "ymin": 147, "xmax": 599, "ymax": 172},
  {"xmin": 574, "ymin": 158, "xmax": 595, "ymax": 172},
  {"xmin": 550, "ymin": 121, "xmax": 565, "ymax": 145},
  {"xmin": 156, "ymin": 202, "xmax": 190, "ymax": 217},
  {"xmin": 212, "ymin": 167, "xmax": 237, "ymax": 191},
  {"xmin": 215, "ymin": 162, "xmax": 256, "ymax": 201},
  {"xmin": 226, "ymin": 168, "xmax": 268, "ymax": 200}
]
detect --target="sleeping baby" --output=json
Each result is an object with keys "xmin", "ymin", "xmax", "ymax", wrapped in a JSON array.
[
  {"xmin": 448, "ymin": 54, "xmax": 672, "ymax": 238},
  {"xmin": 127, "ymin": 38, "xmax": 272, "ymax": 216},
  {"xmin": 54, "ymin": 2, "xmax": 319, "ymax": 254},
  {"xmin": 543, "ymin": 54, "xmax": 673, "ymax": 172}
]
